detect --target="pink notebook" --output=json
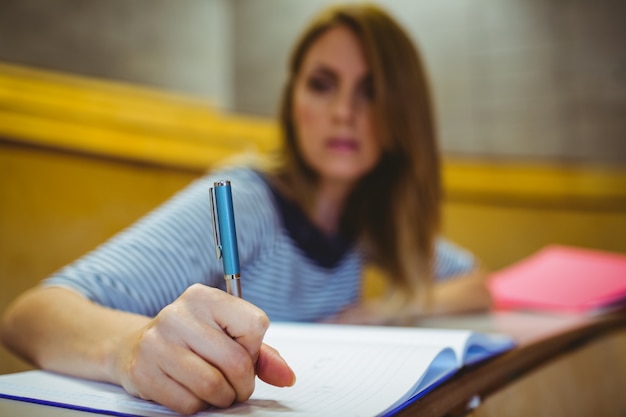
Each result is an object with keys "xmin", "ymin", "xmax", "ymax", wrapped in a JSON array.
[{"xmin": 488, "ymin": 245, "xmax": 626, "ymax": 314}]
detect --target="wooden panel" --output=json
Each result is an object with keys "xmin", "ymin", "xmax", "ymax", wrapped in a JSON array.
[
  {"xmin": 442, "ymin": 201, "xmax": 626, "ymax": 271},
  {"xmin": 0, "ymin": 62, "xmax": 280, "ymax": 170},
  {"xmin": 469, "ymin": 331, "xmax": 626, "ymax": 417}
]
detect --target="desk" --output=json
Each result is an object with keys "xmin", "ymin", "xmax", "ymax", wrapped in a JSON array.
[
  {"xmin": 404, "ymin": 310, "xmax": 626, "ymax": 417},
  {"xmin": 1, "ymin": 310, "xmax": 625, "ymax": 416}
]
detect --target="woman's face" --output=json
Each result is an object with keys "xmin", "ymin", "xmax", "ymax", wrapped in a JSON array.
[{"xmin": 292, "ymin": 25, "xmax": 381, "ymax": 188}]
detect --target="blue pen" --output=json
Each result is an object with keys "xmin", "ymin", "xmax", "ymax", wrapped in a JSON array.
[{"xmin": 209, "ymin": 180, "xmax": 242, "ymax": 298}]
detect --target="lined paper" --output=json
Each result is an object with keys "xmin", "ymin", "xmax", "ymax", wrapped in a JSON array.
[{"xmin": 0, "ymin": 323, "xmax": 513, "ymax": 417}]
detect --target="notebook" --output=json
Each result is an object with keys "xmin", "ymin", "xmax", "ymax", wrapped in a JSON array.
[
  {"xmin": 0, "ymin": 323, "xmax": 514, "ymax": 417},
  {"xmin": 488, "ymin": 245, "xmax": 626, "ymax": 314}
]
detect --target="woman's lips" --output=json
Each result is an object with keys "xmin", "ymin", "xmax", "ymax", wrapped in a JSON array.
[{"xmin": 327, "ymin": 137, "xmax": 359, "ymax": 152}]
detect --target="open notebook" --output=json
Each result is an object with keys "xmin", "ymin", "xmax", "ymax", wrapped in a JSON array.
[{"xmin": 0, "ymin": 323, "xmax": 514, "ymax": 417}]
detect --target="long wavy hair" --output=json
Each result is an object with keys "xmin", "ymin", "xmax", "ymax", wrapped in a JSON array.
[{"xmin": 275, "ymin": 3, "xmax": 441, "ymax": 305}]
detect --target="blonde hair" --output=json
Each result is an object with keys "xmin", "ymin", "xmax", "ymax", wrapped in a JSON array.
[{"xmin": 275, "ymin": 3, "xmax": 441, "ymax": 305}]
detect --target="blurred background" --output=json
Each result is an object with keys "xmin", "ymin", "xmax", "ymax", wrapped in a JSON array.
[
  {"xmin": 2, "ymin": 0, "xmax": 625, "ymax": 163},
  {"xmin": 1, "ymin": 0, "xmax": 625, "ymax": 373}
]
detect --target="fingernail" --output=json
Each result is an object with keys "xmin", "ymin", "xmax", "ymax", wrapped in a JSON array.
[{"xmin": 287, "ymin": 369, "xmax": 296, "ymax": 387}]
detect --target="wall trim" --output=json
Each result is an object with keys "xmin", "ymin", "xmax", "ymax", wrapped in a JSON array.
[{"xmin": 2, "ymin": 62, "xmax": 624, "ymax": 209}]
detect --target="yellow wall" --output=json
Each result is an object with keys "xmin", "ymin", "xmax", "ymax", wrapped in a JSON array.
[
  {"xmin": 442, "ymin": 161, "xmax": 626, "ymax": 269},
  {"xmin": 1, "ymin": 63, "xmax": 625, "ymax": 374}
]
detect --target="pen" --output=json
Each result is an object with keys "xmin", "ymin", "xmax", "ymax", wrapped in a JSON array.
[{"xmin": 209, "ymin": 180, "xmax": 242, "ymax": 298}]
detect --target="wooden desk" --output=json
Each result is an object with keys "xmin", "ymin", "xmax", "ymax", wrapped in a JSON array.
[
  {"xmin": 402, "ymin": 310, "xmax": 626, "ymax": 417},
  {"xmin": 1, "ymin": 310, "xmax": 625, "ymax": 416}
]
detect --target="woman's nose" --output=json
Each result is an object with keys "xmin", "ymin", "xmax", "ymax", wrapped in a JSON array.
[{"xmin": 331, "ymin": 89, "xmax": 356, "ymax": 124}]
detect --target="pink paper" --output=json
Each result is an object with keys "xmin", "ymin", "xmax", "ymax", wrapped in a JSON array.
[{"xmin": 488, "ymin": 245, "xmax": 626, "ymax": 313}]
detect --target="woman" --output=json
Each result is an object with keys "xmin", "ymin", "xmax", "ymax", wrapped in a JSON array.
[{"xmin": 1, "ymin": 3, "xmax": 490, "ymax": 414}]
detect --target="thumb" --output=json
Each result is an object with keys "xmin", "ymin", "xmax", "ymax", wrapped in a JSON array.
[{"xmin": 256, "ymin": 343, "xmax": 296, "ymax": 387}]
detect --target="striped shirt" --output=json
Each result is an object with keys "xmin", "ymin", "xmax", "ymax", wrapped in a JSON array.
[{"xmin": 44, "ymin": 167, "xmax": 475, "ymax": 322}]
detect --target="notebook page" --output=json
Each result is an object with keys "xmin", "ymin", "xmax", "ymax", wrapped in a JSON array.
[
  {"xmin": 0, "ymin": 324, "xmax": 512, "ymax": 417},
  {"xmin": 218, "ymin": 337, "xmax": 457, "ymax": 416},
  {"xmin": 0, "ymin": 371, "xmax": 179, "ymax": 417},
  {"xmin": 0, "ymin": 331, "xmax": 457, "ymax": 417},
  {"xmin": 265, "ymin": 323, "xmax": 475, "ymax": 365}
]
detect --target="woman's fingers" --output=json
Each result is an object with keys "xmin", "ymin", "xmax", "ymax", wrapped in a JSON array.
[
  {"xmin": 120, "ymin": 343, "xmax": 209, "ymax": 415},
  {"xmin": 256, "ymin": 343, "xmax": 296, "ymax": 387},
  {"xmin": 168, "ymin": 285, "xmax": 266, "ymax": 401},
  {"xmin": 158, "ymin": 343, "xmax": 236, "ymax": 409},
  {"xmin": 180, "ymin": 284, "xmax": 270, "ymax": 358},
  {"xmin": 174, "ymin": 314, "xmax": 257, "ymax": 402},
  {"xmin": 116, "ymin": 284, "xmax": 294, "ymax": 413}
]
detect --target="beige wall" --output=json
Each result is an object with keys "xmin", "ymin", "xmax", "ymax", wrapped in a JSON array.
[
  {"xmin": 0, "ymin": 0, "xmax": 624, "ymax": 165},
  {"xmin": 234, "ymin": 0, "xmax": 626, "ymax": 166},
  {"xmin": 0, "ymin": 0, "xmax": 233, "ymax": 108}
]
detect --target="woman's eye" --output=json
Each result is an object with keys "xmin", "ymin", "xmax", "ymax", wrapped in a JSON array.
[
  {"xmin": 356, "ymin": 78, "xmax": 375, "ymax": 101},
  {"xmin": 307, "ymin": 75, "xmax": 334, "ymax": 93}
]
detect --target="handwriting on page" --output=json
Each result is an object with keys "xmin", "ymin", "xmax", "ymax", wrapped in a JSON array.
[{"xmin": 216, "ymin": 339, "xmax": 449, "ymax": 417}]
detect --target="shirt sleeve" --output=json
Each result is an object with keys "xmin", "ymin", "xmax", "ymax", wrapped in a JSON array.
[
  {"xmin": 42, "ymin": 168, "xmax": 276, "ymax": 317},
  {"xmin": 432, "ymin": 238, "xmax": 477, "ymax": 280},
  {"xmin": 42, "ymin": 176, "xmax": 222, "ymax": 316}
]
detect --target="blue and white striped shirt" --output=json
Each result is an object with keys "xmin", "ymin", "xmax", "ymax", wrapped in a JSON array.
[{"xmin": 44, "ymin": 167, "xmax": 475, "ymax": 321}]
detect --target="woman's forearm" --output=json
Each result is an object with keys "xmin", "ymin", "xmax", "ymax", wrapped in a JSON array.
[
  {"xmin": 0, "ymin": 286, "xmax": 148, "ymax": 383},
  {"xmin": 1, "ymin": 284, "xmax": 294, "ymax": 414}
]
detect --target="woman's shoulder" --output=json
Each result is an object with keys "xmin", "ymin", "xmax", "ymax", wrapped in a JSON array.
[
  {"xmin": 202, "ymin": 165, "xmax": 281, "ymax": 229},
  {"xmin": 202, "ymin": 165, "xmax": 261, "ymax": 182},
  {"xmin": 203, "ymin": 166, "xmax": 273, "ymax": 204},
  {"xmin": 149, "ymin": 166, "xmax": 276, "ymax": 230}
]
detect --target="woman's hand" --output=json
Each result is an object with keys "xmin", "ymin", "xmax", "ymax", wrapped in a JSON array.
[
  {"xmin": 324, "ymin": 296, "xmax": 420, "ymax": 326},
  {"xmin": 1, "ymin": 284, "xmax": 295, "ymax": 416},
  {"xmin": 327, "ymin": 268, "xmax": 492, "ymax": 325},
  {"xmin": 111, "ymin": 284, "xmax": 295, "ymax": 414}
]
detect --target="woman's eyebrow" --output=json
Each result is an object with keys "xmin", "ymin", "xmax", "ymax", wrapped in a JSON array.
[
  {"xmin": 307, "ymin": 63, "xmax": 372, "ymax": 90},
  {"xmin": 309, "ymin": 64, "xmax": 338, "ymax": 79}
]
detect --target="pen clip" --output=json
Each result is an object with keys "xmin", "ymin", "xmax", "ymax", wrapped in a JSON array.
[{"xmin": 209, "ymin": 186, "xmax": 222, "ymax": 260}]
